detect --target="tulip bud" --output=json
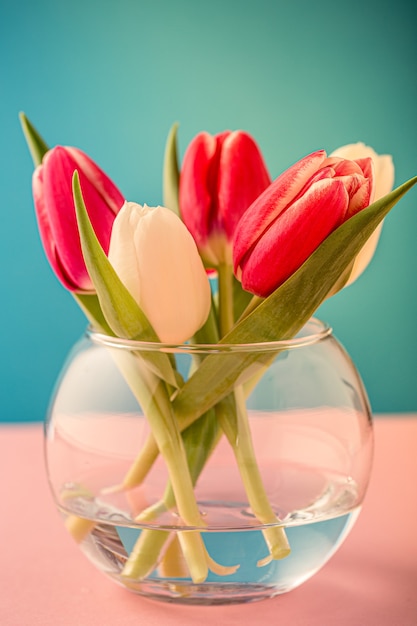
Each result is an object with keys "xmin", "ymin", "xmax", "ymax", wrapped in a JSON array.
[
  {"xmin": 33, "ymin": 146, "xmax": 124, "ymax": 291},
  {"xmin": 329, "ymin": 142, "xmax": 394, "ymax": 286},
  {"xmin": 108, "ymin": 202, "xmax": 211, "ymax": 344},
  {"xmin": 179, "ymin": 130, "xmax": 271, "ymax": 266},
  {"xmin": 330, "ymin": 142, "xmax": 394, "ymax": 201},
  {"xmin": 233, "ymin": 150, "xmax": 375, "ymax": 297}
]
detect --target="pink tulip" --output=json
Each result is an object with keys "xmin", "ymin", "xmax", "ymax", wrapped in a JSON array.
[
  {"xmin": 179, "ymin": 130, "xmax": 271, "ymax": 265},
  {"xmin": 233, "ymin": 150, "xmax": 374, "ymax": 297},
  {"xmin": 33, "ymin": 146, "xmax": 124, "ymax": 291}
]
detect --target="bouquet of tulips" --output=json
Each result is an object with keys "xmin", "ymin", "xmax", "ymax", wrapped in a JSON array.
[{"xmin": 21, "ymin": 113, "xmax": 416, "ymax": 583}]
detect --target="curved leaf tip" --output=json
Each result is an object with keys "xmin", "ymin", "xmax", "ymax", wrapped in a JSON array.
[
  {"xmin": 19, "ymin": 112, "xmax": 50, "ymax": 168},
  {"xmin": 163, "ymin": 122, "xmax": 180, "ymax": 216}
]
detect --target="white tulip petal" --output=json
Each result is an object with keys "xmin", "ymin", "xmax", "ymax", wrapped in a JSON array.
[
  {"xmin": 108, "ymin": 203, "xmax": 143, "ymax": 304},
  {"xmin": 108, "ymin": 203, "xmax": 211, "ymax": 344},
  {"xmin": 374, "ymin": 155, "xmax": 395, "ymax": 199},
  {"xmin": 329, "ymin": 142, "xmax": 394, "ymax": 288},
  {"xmin": 345, "ymin": 223, "xmax": 383, "ymax": 286}
]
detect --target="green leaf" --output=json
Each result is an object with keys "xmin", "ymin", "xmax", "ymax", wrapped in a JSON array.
[
  {"xmin": 192, "ymin": 297, "xmax": 220, "ymax": 345},
  {"xmin": 183, "ymin": 408, "xmax": 220, "ymax": 484},
  {"xmin": 233, "ymin": 273, "xmax": 254, "ymax": 321},
  {"xmin": 73, "ymin": 171, "xmax": 154, "ymax": 339},
  {"xmin": 163, "ymin": 122, "xmax": 180, "ymax": 216},
  {"xmin": 19, "ymin": 112, "xmax": 49, "ymax": 167},
  {"xmin": 157, "ymin": 407, "xmax": 221, "ymax": 511},
  {"xmin": 72, "ymin": 171, "xmax": 179, "ymax": 388},
  {"xmin": 73, "ymin": 292, "xmax": 114, "ymax": 335},
  {"xmin": 173, "ymin": 176, "xmax": 417, "ymax": 422}
]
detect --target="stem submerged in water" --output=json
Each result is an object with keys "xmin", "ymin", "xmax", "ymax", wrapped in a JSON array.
[
  {"xmin": 106, "ymin": 348, "xmax": 211, "ymax": 583},
  {"xmin": 215, "ymin": 392, "xmax": 291, "ymax": 562},
  {"xmin": 218, "ymin": 263, "xmax": 235, "ymax": 338},
  {"xmin": 216, "ymin": 263, "xmax": 291, "ymax": 561},
  {"xmin": 66, "ymin": 276, "xmax": 291, "ymax": 578}
]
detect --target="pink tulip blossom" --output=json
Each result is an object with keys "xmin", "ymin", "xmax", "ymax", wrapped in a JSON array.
[
  {"xmin": 233, "ymin": 150, "xmax": 375, "ymax": 297},
  {"xmin": 179, "ymin": 130, "xmax": 271, "ymax": 266},
  {"xmin": 33, "ymin": 146, "xmax": 124, "ymax": 291}
]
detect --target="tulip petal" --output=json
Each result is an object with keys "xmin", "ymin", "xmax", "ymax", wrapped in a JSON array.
[
  {"xmin": 107, "ymin": 202, "xmax": 143, "ymax": 304},
  {"xmin": 33, "ymin": 164, "xmax": 85, "ymax": 290},
  {"xmin": 109, "ymin": 203, "xmax": 211, "ymax": 344},
  {"xmin": 345, "ymin": 177, "xmax": 372, "ymax": 218},
  {"xmin": 353, "ymin": 157, "xmax": 374, "ymax": 181},
  {"xmin": 66, "ymin": 147, "xmax": 124, "ymax": 215},
  {"xmin": 180, "ymin": 130, "xmax": 271, "ymax": 265},
  {"xmin": 323, "ymin": 156, "xmax": 365, "ymax": 177},
  {"xmin": 217, "ymin": 131, "xmax": 271, "ymax": 239},
  {"xmin": 42, "ymin": 147, "xmax": 121, "ymax": 290},
  {"xmin": 233, "ymin": 150, "xmax": 327, "ymax": 273},
  {"xmin": 330, "ymin": 142, "xmax": 394, "ymax": 201},
  {"xmin": 132, "ymin": 207, "xmax": 211, "ymax": 343},
  {"xmin": 238, "ymin": 179, "xmax": 349, "ymax": 296},
  {"xmin": 351, "ymin": 157, "xmax": 375, "ymax": 203},
  {"xmin": 33, "ymin": 165, "xmax": 69, "ymax": 288},
  {"xmin": 329, "ymin": 142, "xmax": 395, "ymax": 289},
  {"xmin": 179, "ymin": 132, "xmax": 218, "ymax": 248},
  {"xmin": 373, "ymin": 155, "xmax": 395, "ymax": 200}
]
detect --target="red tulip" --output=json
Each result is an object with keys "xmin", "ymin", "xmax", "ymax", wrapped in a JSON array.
[
  {"xmin": 179, "ymin": 130, "xmax": 271, "ymax": 265},
  {"xmin": 233, "ymin": 150, "xmax": 374, "ymax": 297},
  {"xmin": 33, "ymin": 146, "xmax": 124, "ymax": 291}
]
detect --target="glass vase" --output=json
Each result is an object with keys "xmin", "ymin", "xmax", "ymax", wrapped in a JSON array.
[{"xmin": 44, "ymin": 318, "xmax": 373, "ymax": 605}]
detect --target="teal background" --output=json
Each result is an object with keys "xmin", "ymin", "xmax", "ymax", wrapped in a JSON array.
[{"xmin": 1, "ymin": 0, "xmax": 416, "ymax": 422}]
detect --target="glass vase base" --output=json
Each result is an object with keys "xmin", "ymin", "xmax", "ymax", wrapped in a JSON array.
[
  {"xmin": 117, "ymin": 579, "xmax": 290, "ymax": 605},
  {"xmin": 71, "ymin": 502, "xmax": 359, "ymax": 605}
]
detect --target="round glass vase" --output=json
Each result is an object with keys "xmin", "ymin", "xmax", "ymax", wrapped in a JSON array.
[{"xmin": 45, "ymin": 318, "xmax": 373, "ymax": 605}]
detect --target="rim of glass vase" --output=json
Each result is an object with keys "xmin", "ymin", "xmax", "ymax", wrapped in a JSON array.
[{"xmin": 86, "ymin": 317, "xmax": 332, "ymax": 354}]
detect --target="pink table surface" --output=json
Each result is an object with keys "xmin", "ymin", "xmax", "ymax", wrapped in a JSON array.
[{"xmin": 1, "ymin": 417, "xmax": 417, "ymax": 626}]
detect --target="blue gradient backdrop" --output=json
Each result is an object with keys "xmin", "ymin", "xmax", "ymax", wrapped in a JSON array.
[{"xmin": 1, "ymin": 0, "xmax": 416, "ymax": 422}]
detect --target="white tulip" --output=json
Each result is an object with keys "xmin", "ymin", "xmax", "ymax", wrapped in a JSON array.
[
  {"xmin": 108, "ymin": 202, "xmax": 211, "ymax": 343},
  {"xmin": 330, "ymin": 142, "xmax": 394, "ymax": 286}
]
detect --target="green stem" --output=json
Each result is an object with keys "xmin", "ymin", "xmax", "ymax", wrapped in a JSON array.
[
  {"xmin": 102, "ymin": 434, "xmax": 160, "ymax": 495},
  {"xmin": 136, "ymin": 408, "xmax": 222, "ymax": 523},
  {"xmin": 122, "ymin": 529, "xmax": 171, "ymax": 580},
  {"xmin": 218, "ymin": 263, "xmax": 234, "ymax": 337},
  {"xmin": 191, "ymin": 293, "xmax": 291, "ymax": 561},
  {"xmin": 72, "ymin": 288, "xmax": 288, "ymax": 570},
  {"xmin": 214, "ymin": 392, "xmax": 290, "ymax": 561},
  {"xmin": 230, "ymin": 388, "xmax": 290, "ymax": 560},
  {"xmin": 159, "ymin": 534, "xmax": 190, "ymax": 579},
  {"xmin": 113, "ymin": 305, "xmax": 221, "ymax": 494},
  {"xmin": 111, "ymin": 349, "xmax": 208, "ymax": 583},
  {"xmin": 123, "ymin": 411, "xmax": 227, "ymax": 580}
]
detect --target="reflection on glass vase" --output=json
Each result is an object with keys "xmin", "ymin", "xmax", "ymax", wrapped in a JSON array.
[{"xmin": 45, "ymin": 318, "xmax": 373, "ymax": 605}]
